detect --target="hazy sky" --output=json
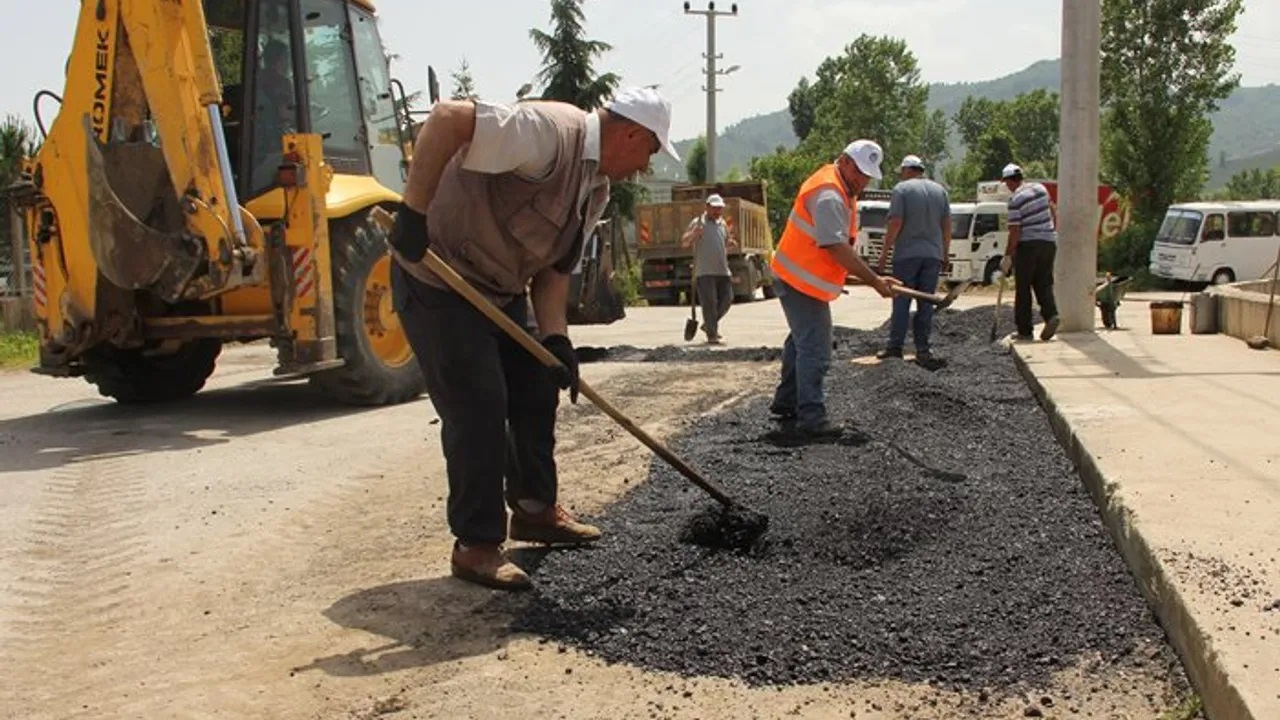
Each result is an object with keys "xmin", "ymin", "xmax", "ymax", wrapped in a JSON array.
[{"xmin": 2, "ymin": 0, "xmax": 1277, "ymax": 142}]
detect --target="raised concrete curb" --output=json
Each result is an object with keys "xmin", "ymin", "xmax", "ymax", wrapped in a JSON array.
[{"xmin": 1010, "ymin": 341, "xmax": 1253, "ymax": 720}]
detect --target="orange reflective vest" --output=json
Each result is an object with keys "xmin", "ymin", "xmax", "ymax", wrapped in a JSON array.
[{"xmin": 769, "ymin": 164, "xmax": 855, "ymax": 302}]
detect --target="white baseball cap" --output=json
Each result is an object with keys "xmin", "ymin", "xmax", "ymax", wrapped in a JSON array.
[
  {"xmin": 606, "ymin": 86, "xmax": 680, "ymax": 162},
  {"xmin": 841, "ymin": 139, "xmax": 883, "ymax": 180},
  {"xmin": 705, "ymin": 193, "xmax": 725, "ymax": 207},
  {"xmin": 1001, "ymin": 163, "xmax": 1023, "ymax": 179},
  {"xmin": 900, "ymin": 154, "xmax": 925, "ymax": 170}
]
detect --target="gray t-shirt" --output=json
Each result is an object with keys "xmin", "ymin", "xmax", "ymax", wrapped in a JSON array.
[
  {"xmin": 887, "ymin": 177, "xmax": 950, "ymax": 261},
  {"xmin": 689, "ymin": 214, "xmax": 732, "ymax": 277}
]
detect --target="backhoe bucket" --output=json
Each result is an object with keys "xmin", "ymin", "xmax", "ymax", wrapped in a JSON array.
[{"xmin": 85, "ymin": 117, "xmax": 205, "ymax": 304}]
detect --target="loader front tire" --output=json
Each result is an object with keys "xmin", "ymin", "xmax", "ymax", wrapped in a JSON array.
[
  {"xmin": 310, "ymin": 208, "xmax": 426, "ymax": 406},
  {"xmin": 84, "ymin": 338, "xmax": 222, "ymax": 405}
]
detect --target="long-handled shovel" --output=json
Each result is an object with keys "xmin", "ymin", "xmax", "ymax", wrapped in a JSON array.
[
  {"xmin": 370, "ymin": 207, "xmax": 768, "ymax": 541},
  {"xmin": 990, "ymin": 271, "xmax": 1006, "ymax": 342},
  {"xmin": 684, "ymin": 254, "xmax": 699, "ymax": 341}
]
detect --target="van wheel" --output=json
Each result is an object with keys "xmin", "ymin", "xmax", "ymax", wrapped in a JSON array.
[
  {"xmin": 309, "ymin": 208, "xmax": 426, "ymax": 406},
  {"xmin": 983, "ymin": 258, "xmax": 1002, "ymax": 285},
  {"xmin": 83, "ymin": 338, "xmax": 222, "ymax": 404},
  {"xmin": 1211, "ymin": 268, "xmax": 1235, "ymax": 286}
]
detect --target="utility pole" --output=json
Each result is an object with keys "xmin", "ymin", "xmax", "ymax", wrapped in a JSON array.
[
  {"xmin": 1057, "ymin": 0, "xmax": 1102, "ymax": 332},
  {"xmin": 683, "ymin": 2, "xmax": 738, "ymax": 184}
]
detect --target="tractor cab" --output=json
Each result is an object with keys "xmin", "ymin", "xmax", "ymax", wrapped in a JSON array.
[{"xmin": 203, "ymin": 0, "xmax": 414, "ymax": 207}]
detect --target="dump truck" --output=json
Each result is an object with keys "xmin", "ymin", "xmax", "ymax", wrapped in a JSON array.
[
  {"xmin": 4, "ymin": 0, "xmax": 623, "ymax": 406},
  {"xmin": 634, "ymin": 180, "xmax": 775, "ymax": 305}
]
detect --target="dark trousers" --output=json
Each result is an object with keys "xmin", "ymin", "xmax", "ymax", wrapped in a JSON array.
[
  {"xmin": 887, "ymin": 256, "xmax": 943, "ymax": 353},
  {"xmin": 696, "ymin": 274, "xmax": 733, "ymax": 337},
  {"xmin": 391, "ymin": 263, "xmax": 559, "ymax": 545},
  {"xmin": 1014, "ymin": 241, "xmax": 1059, "ymax": 336}
]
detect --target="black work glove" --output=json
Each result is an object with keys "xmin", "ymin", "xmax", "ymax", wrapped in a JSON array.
[
  {"xmin": 389, "ymin": 203, "xmax": 430, "ymax": 262},
  {"xmin": 541, "ymin": 334, "xmax": 579, "ymax": 404}
]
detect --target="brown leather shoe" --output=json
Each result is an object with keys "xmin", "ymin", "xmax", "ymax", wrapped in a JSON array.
[
  {"xmin": 450, "ymin": 542, "xmax": 530, "ymax": 591},
  {"xmin": 509, "ymin": 504, "xmax": 602, "ymax": 545}
]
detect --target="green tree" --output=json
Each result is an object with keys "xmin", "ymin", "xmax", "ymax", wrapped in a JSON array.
[
  {"xmin": 685, "ymin": 136, "xmax": 708, "ymax": 184},
  {"xmin": 529, "ymin": 0, "xmax": 620, "ymax": 110},
  {"xmin": 0, "ymin": 116, "xmax": 39, "ymax": 275},
  {"xmin": 749, "ymin": 147, "xmax": 823, "ymax": 234},
  {"xmin": 919, "ymin": 109, "xmax": 951, "ymax": 171},
  {"xmin": 526, "ymin": 0, "xmax": 645, "ymax": 237},
  {"xmin": 1222, "ymin": 166, "xmax": 1280, "ymax": 200},
  {"xmin": 787, "ymin": 77, "xmax": 816, "ymax": 141},
  {"xmin": 1101, "ymin": 0, "xmax": 1244, "ymax": 226},
  {"xmin": 450, "ymin": 57, "xmax": 479, "ymax": 101},
  {"xmin": 800, "ymin": 35, "xmax": 929, "ymax": 181},
  {"xmin": 750, "ymin": 34, "xmax": 931, "ymax": 220}
]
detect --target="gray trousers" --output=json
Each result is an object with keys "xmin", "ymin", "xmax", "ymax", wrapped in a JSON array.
[{"xmin": 696, "ymin": 274, "xmax": 733, "ymax": 338}]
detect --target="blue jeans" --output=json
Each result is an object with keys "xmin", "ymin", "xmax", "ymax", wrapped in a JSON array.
[
  {"xmin": 770, "ymin": 279, "xmax": 833, "ymax": 427},
  {"xmin": 887, "ymin": 256, "xmax": 943, "ymax": 353}
]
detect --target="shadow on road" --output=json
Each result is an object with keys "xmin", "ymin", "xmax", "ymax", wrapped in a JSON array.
[
  {"xmin": 300, "ymin": 547, "xmax": 573, "ymax": 678},
  {"xmin": 0, "ymin": 379, "xmax": 424, "ymax": 473}
]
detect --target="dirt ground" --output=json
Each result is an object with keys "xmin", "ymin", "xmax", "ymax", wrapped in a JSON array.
[{"xmin": 0, "ymin": 335, "xmax": 1195, "ymax": 719}]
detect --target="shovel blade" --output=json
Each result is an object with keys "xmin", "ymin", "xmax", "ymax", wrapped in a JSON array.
[{"xmin": 684, "ymin": 318, "xmax": 699, "ymax": 341}]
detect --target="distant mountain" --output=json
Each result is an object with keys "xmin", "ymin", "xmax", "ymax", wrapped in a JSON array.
[{"xmin": 652, "ymin": 58, "xmax": 1280, "ymax": 190}]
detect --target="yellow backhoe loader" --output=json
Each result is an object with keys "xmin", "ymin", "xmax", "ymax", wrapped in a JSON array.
[{"xmin": 5, "ymin": 0, "xmax": 627, "ymax": 406}]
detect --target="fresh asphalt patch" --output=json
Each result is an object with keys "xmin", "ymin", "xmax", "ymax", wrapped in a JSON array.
[{"xmin": 515, "ymin": 306, "xmax": 1189, "ymax": 701}]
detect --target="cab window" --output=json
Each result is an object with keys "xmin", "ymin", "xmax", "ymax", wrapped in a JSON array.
[
  {"xmin": 300, "ymin": 0, "xmax": 370, "ymax": 175},
  {"xmin": 974, "ymin": 213, "xmax": 1001, "ymax": 236},
  {"xmin": 1202, "ymin": 214, "xmax": 1225, "ymax": 241},
  {"xmin": 247, "ymin": 0, "xmax": 298, "ymax": 195}
]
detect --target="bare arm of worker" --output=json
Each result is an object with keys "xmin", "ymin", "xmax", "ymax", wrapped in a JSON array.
[
  {"xmin": 400, "ymin": 101, "xmax": 476, "ymax": 214},
  {"xmin": 809, "ymin": 190, "xmax": 897, "ymax": 298},
  {"xmin": 401, "ymin": 99, "xmax": 559, "ymax": 214},
  {"xmin": 681, "ymin": 217, "xmax": 702, "ymax": 248},
  {"xmin": 940, "ymin": 193, "xmax": 952, "ymax": 271},
  {"xmin": 877, "ymin": 186, "xmax": 907, "ymax": 273},
  {"xmin": 879, "ymin": 217, "xmax": 902, "ymax": 273},
  {"xmin": 531, "ymin": 268, "xmax": 571, "ymax": 338}
]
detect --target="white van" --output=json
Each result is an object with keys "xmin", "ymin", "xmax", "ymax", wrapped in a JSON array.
[
  {"xmin": 945, "ymin": 200, "xmax": 1009, "ymax": 284},
  {"xmin": 1148, "ymin": 201, "xmax": 1280, "ymax": 285}
]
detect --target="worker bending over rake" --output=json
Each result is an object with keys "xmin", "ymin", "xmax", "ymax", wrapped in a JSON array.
[{"xmin": 387, "ymin": 87, "xmax": 681, "ymax": 591}]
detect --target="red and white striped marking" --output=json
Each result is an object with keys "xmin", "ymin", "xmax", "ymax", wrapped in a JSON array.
[
  {"xmin": 292, "ymin": 246, "xmax": 314, "ymax": 299},
  {"xmin": 32, "ymin": 260, "xmax": 47, "ymax": 309}
]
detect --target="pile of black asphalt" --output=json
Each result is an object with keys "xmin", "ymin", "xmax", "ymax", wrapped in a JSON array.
[{"xmin": 515, "ymin": 305, "xmax": 1182, "ymax": 698}]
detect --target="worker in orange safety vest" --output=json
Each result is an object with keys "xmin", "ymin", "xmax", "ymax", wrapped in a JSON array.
[{"xmin": 767, "ymin": 140, "xmax": 900, "ymax": 440}]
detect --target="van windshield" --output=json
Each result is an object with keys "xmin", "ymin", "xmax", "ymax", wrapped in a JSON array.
[
  {"xmin": 860, "ymin": 207, "xmax": 888, "ymax": 230},
  {"xmin": 1156, "ymin": 210, "xmax": 1202, "ymax": 245},
  {"xmin": 951, "ymin": 213, "xmax": 972, "ymax": 239}
]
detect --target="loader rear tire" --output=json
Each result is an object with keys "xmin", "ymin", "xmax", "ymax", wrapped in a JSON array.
[
  {"xmin": 84, "ymin": 338, "xmax": 222, "ymax": 405},
  {"xmin": 309, "ymin": 208, "xmax": 426, "ymax": 406}
]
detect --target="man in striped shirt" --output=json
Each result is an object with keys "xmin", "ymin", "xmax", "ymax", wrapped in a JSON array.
[{"xmin": 998, "ymin": 163, "xmax": 1060, "ymax": 341}]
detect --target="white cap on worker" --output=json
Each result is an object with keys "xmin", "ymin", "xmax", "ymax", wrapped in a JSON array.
[
  {"xmin": 606, "ymin": 86, "xmax": 680, "ymax": 163},
  {"xmin": 1001, "ymin": 163, "xmax": 1023, "ymax": 179},
  {"xmin": 841, "ymin": 139, "xmax": 883, "ymax": 180},
  {"xmin": 900, "ymin": 154, "xmax": 925, "ymax": 170},
  {"xmin": 705, "ymin": 193, "xmax": 725, "ymax": 207}
]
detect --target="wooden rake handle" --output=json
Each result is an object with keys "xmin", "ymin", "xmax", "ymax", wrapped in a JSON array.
[{"xmin": 370, "ymin": 207, "xmax": 738, "ymax": 509}]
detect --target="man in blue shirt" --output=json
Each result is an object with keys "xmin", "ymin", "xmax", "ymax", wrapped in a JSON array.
[
  {"xmin": 876, "ymin": 155, "xmax": 952, "ymax": 363},
  {"xmin": 998, "ymin": 163, "xmax": 1060, "ymax": 341}
]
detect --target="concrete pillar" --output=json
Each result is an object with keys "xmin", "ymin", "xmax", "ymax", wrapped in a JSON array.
[{"xmin": 1057, "ymin": 0, "xmax": 1102, "ymax": 332}]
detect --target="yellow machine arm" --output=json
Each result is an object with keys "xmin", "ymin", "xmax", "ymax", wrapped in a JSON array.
[{"xmin": 29, "ymin": 0, "xmax": 263, "ymax": 341}]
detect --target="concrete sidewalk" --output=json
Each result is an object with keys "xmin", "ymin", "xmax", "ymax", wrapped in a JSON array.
[{"xmin": 1011, "ymin": 294, "xmax": 1280, "ymax": 720}]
